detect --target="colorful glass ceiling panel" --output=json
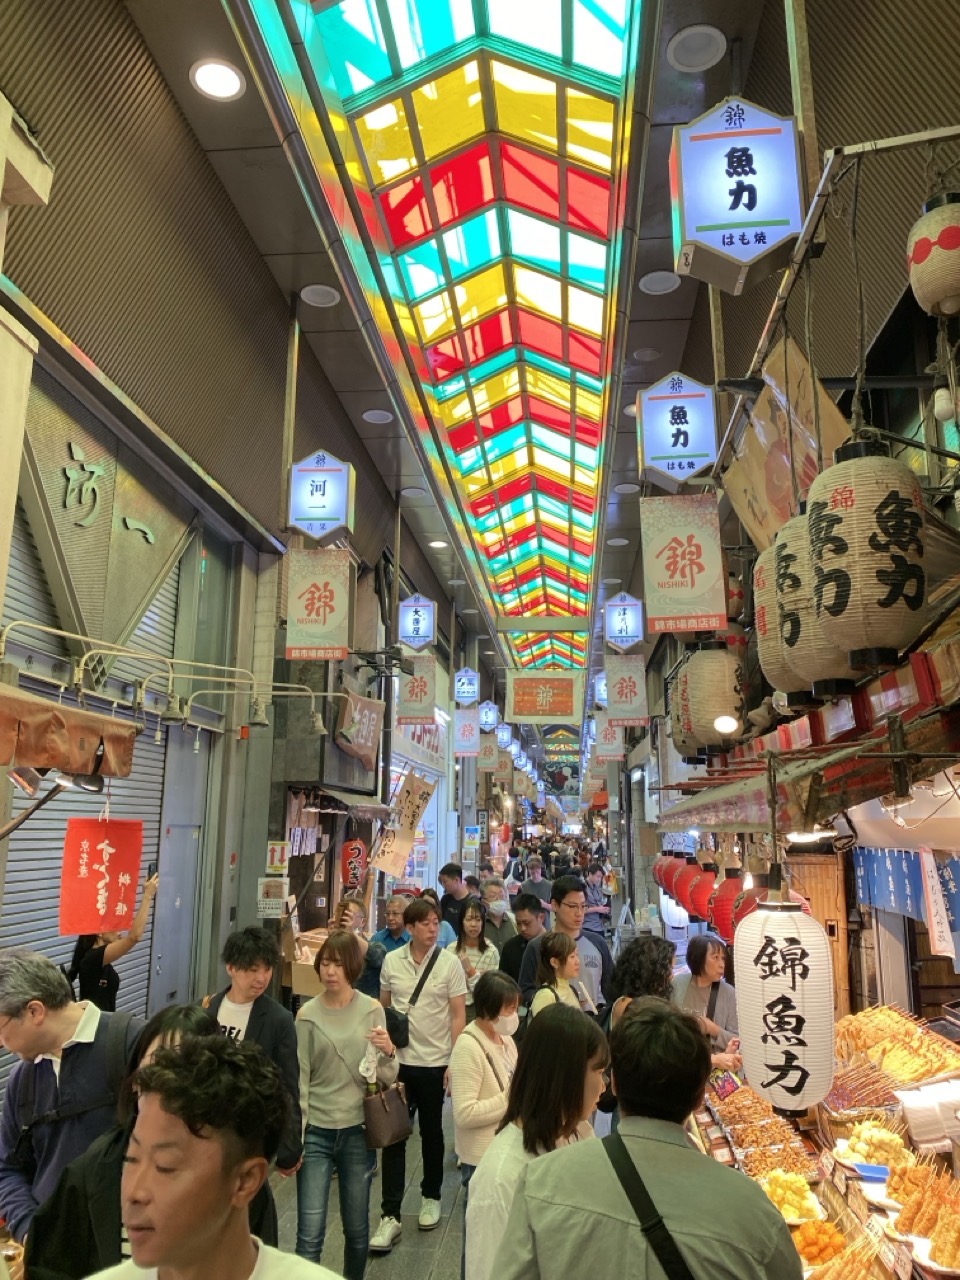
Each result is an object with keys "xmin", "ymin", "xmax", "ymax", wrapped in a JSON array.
[{"xmin": 307, "ymin": 0, "xmax": 639, "ymax": 668}]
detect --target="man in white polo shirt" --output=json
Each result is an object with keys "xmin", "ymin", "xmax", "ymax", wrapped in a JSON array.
[{"xmin": 372, "ymin": 896, "xmax": 467, "ymax": 1252}]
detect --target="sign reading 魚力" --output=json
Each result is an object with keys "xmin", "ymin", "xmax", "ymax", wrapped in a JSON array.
[{"xmin": 638, "ymin": 373, "xmax": 717, "ymax": 484}]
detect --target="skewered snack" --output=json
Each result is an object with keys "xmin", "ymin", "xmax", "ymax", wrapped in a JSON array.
[
  {"xmin": 886, "ymin": 1162, "xmax": 935, "ymax": 1203},
  {"xmin": 759, "ymin": 1170, "xmax": 820, "ymax": 1221},
  {"xmin": 716, "ymin": 1088, "xmax": 773, "ymax": 1125},
  {"xmin": 844, "ymin": 1119, "xmax": 914, "ymax": 1167},
  {"xmin": 793, "ymin": 1220, "xmax": 846, "ymax": 1266},
  {"xmin": 808, "ymin": 1243, "xmax": 876, "ymax": 1280},
  {"xmin": 930, "ymin": 1187, "xmax": 960, "ymax": 1268},
  {"xmin": 896, "ymin": 1172, "xmax": 956, "ymax": 1237},
  {"xmin": 823, "ymin": 1063, "xmax": 899, "ymax": 1112},
  {"xmin": 740, "ymin": 1144, "xmax": 818, "ymax": 1180},
  {"xmin": 727, "ymin": 1117, "xmax": 795, "ymax": 1149},
  {"xmin": 835, "ymin": 1006, "xmax": 917, "ymax": 1058}
]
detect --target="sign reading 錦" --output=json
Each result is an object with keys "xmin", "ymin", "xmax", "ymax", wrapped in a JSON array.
[
  {"xmin": 289, "ymin": 450, "xmax": 355, "ymax": 538},
  {"xmin": 478, "ymin": 700, "xmax": 498, "ymax": 732},
  {"xmin": 603, "ymin": 592, "xmax": 644, "ymax": 653},
  {"xmin": 640, "ymin": 495, "xmax": 726, "ymax": 634},
  {"xmin": 334, "ymin": 691, "xmax": 386, "ymax": 773},
  {"xmin": 477, "ymin": 734, "xmax": 498, "ymax": 771},
  {"xmin": 454, "ymin": 668, "xmax": 480, "ymax": 705},
  {"xmin": 494, "ymin": 749, "xmax": 514, "ymax": 784},
  {"xmin": 638, "ymin": 373, "xmax": 717, "ymax": 484},
  {"xmin": 286, "ymin": 547, "xmax": 352, "ymax": 660},
  {"xmin": 506, "ymin": 671, "xmax": 584, "ymax": 725},
  {"xmin": 454, "ymin": 707, "xmax": 481, "ymax": 756},
  {"xmin": 396, "ymin": 656, "xmax": 437, "ymax": 725},
  {"xmin": 60, "ymin": 818, "xmax": 144, "ymax": 935},
  {"xmin": 398, "ymin": 594, "xmax": 437, "ymax": 652},
  {"xmin": 594, "ymin": 712, "xmax": 625, "ymax": 760},
  {"xmin": 671, "ymin": 97, "xmax": 804, "ymax": 296},
  {"xmin": 606, "ymin": 655, "xmax": 649, "ymax": 726}
]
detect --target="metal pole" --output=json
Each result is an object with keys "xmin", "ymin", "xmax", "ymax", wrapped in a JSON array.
[
  {"xmin": 278, "ymin": 296, "xmax": 300, "ymax": 532},
  {"xmin": 784, "ymin": 0, "xmax": 821, "ymax": 205}
]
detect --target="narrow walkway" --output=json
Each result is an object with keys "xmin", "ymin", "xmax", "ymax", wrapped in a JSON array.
[{"xmin": 273, "ymin": 1100, "xmax": 465, "ymax": 1280}]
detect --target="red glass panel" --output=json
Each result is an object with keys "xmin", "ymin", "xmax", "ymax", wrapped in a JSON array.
[
  {"xmin": 526, "ymin": 395, "xmax": 571, "ymax": 434},
  {"xmin": 505, "ymin": 527, "xmax": 539, "ymax": 551},
  {"xmin": 408, "ymin": 343, "xmax": 431, "ymax": 384},
  {"xmin": 567, "ymin": 167, "xmax": 611, "ymax": 237},
  {"xmin": 472, "ymin": 493, "xmax": 498, "ymax": 517},
  {"xmin": 568, "ymin": 330, "xmax": 603, "ymax": 375},
  {"xmin": 379, "ymin": 176, "xmax": 432, "ymax": 250},
  {"xmin": 484, "ymin": 536, "xmax": 506, "ymax": 557},
  {"xmin": 462, "ymin": 310, "xmax": 513, "ymax": 364},
  {"xmin": 517, "ymin": 309, "xmax": 564, "ymax": 362},
  {"xmin": 571, "ymin": 489, "xmax": 596, "ymax": 515},
  {"xmin": 495, "ymin": 475, "xmax": 533, "ymax": 505},
  {"xmin": 448, "ymin": 421, "xmax": 479, "ymax": 452},
  {"xmin": 572, "ymin": 534, "xmax": 592, "ymax": 557},
  {"xmin": 536, "ymin": 475, "xmax": 571, "ymax": 504},
  {"xmin": 477, "ymin": 397, "xmax": 524, "ymax": 437},
  {"xmin": 432, "ymin": 142, "xmax": 495, "ymax": 228},
  {"xmin": 501, "ymin": 142, "xmax": 561, "ymax": 221},
  {"xmin": 427, "ymin": 333, "xmax": 465, "ymax": 378}
]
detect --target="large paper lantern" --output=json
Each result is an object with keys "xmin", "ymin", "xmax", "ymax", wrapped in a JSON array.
[
  {"xmin": 753, "ymin": 547, "xmax": 807, "ymax": 696},
  {"xmin": 690, "ymin": 863, "xmax": 718, "ymax": 922},
  {"xmin": 806, "ymin": 441, "xmax": 930, "ymax": 670},
  {"xmin": 670, "ymin": 664, "xmax": 708, "ymax": 759},
  {"xmin": 775, "ymin": 514, "xmax": 858, "ymax": 699},
  {"xmin": 718, "ymin": 620, "xmax": 748, "ymax": 662},
  {"xmin": 907, "ymin": 193, "xmax": 960, "ymax": 317},
  {"xmin": 726, "ymin": 573, "xmax": 746, "ymax": 620},
  {"xmin": 683, "ymin": 647, "xmax": 746, "ymax": 744},
  {"xmin": 652, "ymin": 853, "xmax": 675, "ymax": 888},
  {"xmin": 674, "ymin": 857, "xmax": 702, "ymax": 915},
  {"xmin": 735, "ymin": 884, "xmax": 813, "ymax": 930},
  {"xmin": 735, "ymin": 899, "xmax": 834, "ymax": 1111},
  {"xmin": 709, "ymin": 868, "xmax": 743, "ymax": 944},
  {"xmin": 662, "ymin": 852, "xmax": 688, "ymax": 898}
]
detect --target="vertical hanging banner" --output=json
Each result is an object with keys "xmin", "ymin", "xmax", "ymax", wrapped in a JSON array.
[
  {"xmin": 494, "ymin": 749, "xmax": 514, "ymax": 784},
  {"xmin": 604, "ymin": 592, "xmax": 645, "ymax": 652},
  {"xmin": 454, "ymin": 707, "xmax": 481, "ymax": 756},
  {"xmin": 335, "ymin": 691, "xmax": 386, "ymax": 772},
  {"xmin": 920, "ymin": 848, "xmax": 957, "ymax": 959},
  {"xmin": 606, "ymin": 656, "xmax": 649, "ymax": 726},
  {"xmin": 398, "ymin": 594, "xmax": 437, "ymax": 651},
  {"xmin": 60, "ymin": 818, "xmax": 144, "ymax": 934},
  {"xmin": 638, "ymin": 373, "xmax": 718, "ymax": 484},
  {"xmin": 372, "ymin": 772, "xmax": 437, "ymax": 878},
  {"xmin": 594, "ymin": 711, "xmax": 625, "ymax": 760},
  {"xmin": 396, "ymin": 656, "xmax": 437, "ymax": 725},
  {"xmin": 288, "ymin": 449, "xmax": 356, "ymax": 538},
  {"xmin": 506, "ymin": 671, "xmax": 584, "ymax": 725},
  {"xmin": 640, "ymin": 494, "xmax": 726, "ymax": 633},
  {"xmin": 477, "ymin": 734, "xmax": 498, "ymax": 771},
  {"xmin": 286, "ymin": 548, "xmax": 353, "ymax": 660},
  {"xmin": 671, "ymin": 97, "xmax": 804, "ymax": 296},
  {"xmin": 340, "ymin": 839, "xmax": 368, "ymax": 891},
  {"xmin": 454, "ymin": 668, "xmax": 480, "ymax": 705}
]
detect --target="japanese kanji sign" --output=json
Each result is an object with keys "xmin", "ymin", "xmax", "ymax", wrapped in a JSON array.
[
  {"xmin": 506, "ymin": 671, "xmax": 584, "ymax": 725},
  {"xmin": 603, "ymin": 592, "xmax": 645, "ymax": 653},
  {"xmin": 60, "ymin": 818, "xmax": 144, "ymax": 934},
  {"xmin": 494, "ymin": 749, "xmax": 514, "ymax": 784},
  {"xmin": 454, "ymin": 668, "xmax": 480, "ymax": 705},
  {"xmin": 477, "ymin": 734, "xmax": 498, "ymax": 771},
  {"xmin": 638, "ymin": 373, "xmax": 718, "ymax": 483},
  {"xmin": 372, "ymin": 772, "xmax": 437, "ymax": 878},
  {"xmin": 335, "ymin": 691, "xmax": 385, "ymax": 772},
  {"xmin": 397, "ymin": 655, "xmax": 437, "ymax": 725},
  {"xmin": 594, "ymin": 711, "xmax": 625, "ymax": 760},
  {"xmin": 285, "ymin": 547, "xmax": 352, "ymax": 660},
  {"xmin": 606, "ymin": 656, "xmax": 649, "ymax": 727},
  {"xmin": 496, "ymin": 723, "xmax": 513, "ymax": 749},
  {"xmin": 340, "ymin": 838, "xmax": 368, "ymax": 891},
  {"xmin": 478, "ymin": 700, "xmax": 499, "ymax": 732},
  {"xmin": 919, "ymin": 848, "xmax": 957, "ymax": 960},
  {"xmin": 640, "ymin": 494, "xmax": 726, "ymax": 633},
  {"xmin": 398, "ymin": 594, "xmax": 437, "ymax": 652},
  {"xmin": 454, "ymin": 707, "xmax": 481, "ymax": 756},
  {"xmin": 289, "ymin": 449, "xmax": 355, "ymax": 538},
  {"xmin": 670, "ymin": 97, "xmax": 804, "ymax": 296},
  {"xmin": 257, "ymin": 876, "xmax": 288, "ymax": 918}
]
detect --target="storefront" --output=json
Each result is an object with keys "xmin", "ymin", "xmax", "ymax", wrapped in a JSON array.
[{"xmin": 388, "ymin": 717, "xmax": 449, "ymax": 894}]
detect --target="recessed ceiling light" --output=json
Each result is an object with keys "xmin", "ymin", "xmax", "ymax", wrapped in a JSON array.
[
  {"xmin": 448, "ymin": 578, "xmax": 466, "ymax": 587},
  {"xmin": 400, "ymin": 486, "xmax": 426, "ymax": 497},
  {"xmin": 639, "ymin": 270, "xmax": 682, "ymax": 295},
  {"xmin": 428, "ymin": 540, "xmax": 448, "ymax": 548},
  {"xmin": 362, "ymin": 408, "xmax": 394, "ymax": 424},
  {"xmin": 299, "ymin": 283, "xmax": 341, "ymax": 308},
  {"xmin": 607, "ymin": 538, "xmax": 629, "ymax": 547},
  {"xmin": 462, "ymin": 608, "xmax": 479, "ymax": 614},
  {"xmin": 602, "ymin": 577, "xmax": 622, "ymax": 585},
  {"xmin": 633, "ymin": 347, "xmax": 661, "ymax": 361},
  {"xmin": 189, "ymin": 59, "xmax": 246, "ymax": 101},
  {"xmin": 666, "ymin": 24, "xmax": 727, "ymax": 74},
  {"xmin": 623, "ymin": 403, "xmax": 637, "ymax": 418},
  {"xmin": 614, "ymin": 482, "xmax": 641, "ymax": 495}
]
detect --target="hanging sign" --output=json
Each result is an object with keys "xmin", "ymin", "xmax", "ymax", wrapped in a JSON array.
[
  {"xmin": 606, "ymin": 655, "xmax": 649, "ymax": 726},
  {"xmin": 594, "ymin": 671, "xmax": 608, "ymax": 708},
  {"xmin": 494, "ymin": 749, "xmax": 514, "ymax": 784},
  {"xmin": 670, "ymin": 97, "xmax": 804, "ymax": 296},
  {"xmin": 285, "ymin": 547, "xmax": 352, "ymax": 660},
  {"xmin": 604, "ymin": 592, "xmax": 645, "ymax": 653},
  {"xmin": 477, "ymin": 809, "xmax": 489, "ymax": 842},
  {"xmin": 335, "ymin": 691, "xmax": 385, "ymax": 772},
  {"xmin": 340, "ymin": 838, "xmax": 368, "ymax": 890},
  {"xmin": 454, "ymin": 707, "xmax": 481, "ymax": 756},
  {"xmin": 478, "ymin": 700, "xmax": 499, "ymax": 731},
  {"xmin": 257, "ymin": 876, "xmax": 289, "ymax": 918},
  {"xmin": 397, "ymin": 655, "xmax": 437, "ymax": 725},
  {"xmin": 640, "ymin": 494, "xmax": 726, "ymax": 634},
  {"xmin": 496, "ymin": 722, "xmax": 513, "ymax": 749},
  {"xmin": 372, "ymin": 772, "xmax": 437, "ymax": 878},
  {"xmin": 920, "ymin": 848, "xmax": 957, "ymax": 959},
  {"xmin": 594, "ymin": 711, "xmax": 625, "ymax": 760},
  {"xmin": 398, "ymin": 594, "xmax": 437, "ymax": 652},
  {"xmin": 289, "ymin": 449, "xmax": 355, "ymax": 538},
  {"xmin": 454, "ymin": 668, "xmax": 480, "ymax": 705},
  {"xmin": 265, "ymin": 841, "xmax": 290, "ymax": 875},
  {"xmin": 638, "ymin": 373, "xmax": 718, "ymax": 484},
  {"xmin": 60, "ymin": 818, "xmax": 145, "ymax": 934},
  {"xmin": 506, "ymin": 671, "xmax": 584, "ymax": 724},
  {"xmin": 477, "ymin": 734, "xmax": 498, "ymax": 771}
]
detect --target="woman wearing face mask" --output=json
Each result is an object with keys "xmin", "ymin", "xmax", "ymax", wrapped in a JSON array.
[
  {"xmin": 448, "ymin": 971, "xmax": 521, "ymax": 1189},
  {"xmin": 481, "ymin": 878, "xmax": 517, "ymax": 951},
  {"xmin": 464, "ymin": 1004, "xmax": 607, "ymax": 1280}
]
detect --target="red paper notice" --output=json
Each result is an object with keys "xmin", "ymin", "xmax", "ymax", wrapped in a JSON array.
[{"xmin": 59, "ymin": 817, "xmax": 144, "ymax": 934}]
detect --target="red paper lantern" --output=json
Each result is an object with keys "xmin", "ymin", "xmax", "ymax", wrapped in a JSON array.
[
  {"xmin": 652, "ymin": 854, "xmax": 674, "ymax": 887},
  {"xmin": 709, "ymin": 870, "xmax": 743, "ymax": 944},
  {"xmin": 689, "ymin": 865, "xmax": 718, "ymax": 922},
  {"xmin": 340, "ymin": 838, "xmax": 368, "ymax": 890},
  {"xmin": 674, "ymin": 859, "xmax": 702, "ymax": 915},
  {"xmin": 662, "ymin": 853, "xmax": 687, "ymax": 898}
]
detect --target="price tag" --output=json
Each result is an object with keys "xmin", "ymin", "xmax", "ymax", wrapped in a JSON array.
[
  {"xmin": 863, "ymin": 1215, "xmax": 885, "ymax": 1247},
  {"xmin": 833, "ymin": 1165, "xmax": 847, "ymax": 1196},
  {"xmin": 878, "ymin": 1239, "xmax": 897, "ymax": 1270},
  {"xmin": 848, "ymin": 1182, "xmax": 869, "ymax": 1225},
  {"xmin": 820, "ymin": 1150, "xmax": 835, "ymax": 1178},
  {"xmin": 894, "ymin": 1244, "xmax": 914, "ymax": 1280}
]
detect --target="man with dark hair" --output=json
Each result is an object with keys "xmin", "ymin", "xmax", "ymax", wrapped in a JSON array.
[
  {"xmin": 203, "ymin": 927, "xmax": 301, "ymax": 1177},
  {"xmin": 519, "ymin": 855, "xmax": 552, "ymax": 920},
  {"xmin": 495, "ymin": 999, "xmax": 802, "ymax": 1280},
  {"xmin": 498, "ymin": 893, "xmax": 546, "ymax": 985},
  {"xmin": 582, "ymin": 863, "xmax": 610, "ymax": 937},
  {"xmin": 438, "ymin": 862, "xmax": 470, "ymax": 930},
  {"xmin": 91, "ymin": 1037, "xmax": 337, "ymax": 1279},
  {"xmin": 517, "ymin": 876, "xmax": 612, "ymax": 1009},
  {"xmin": 0, "ymin": 948, "xmax": 142, "ymax": 1242},
  {"xmin": 478, "ymin": 862, "xmax": 496, "ymax": 883},
  {"xmin": 464, "ymin": 874, "xmax": 482, "ymax": 898}
]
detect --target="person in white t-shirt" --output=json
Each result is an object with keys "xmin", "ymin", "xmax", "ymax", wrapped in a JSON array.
[{"xmin": 89, "ymin": 1035, "xmax": 336, "ymax": 1280}]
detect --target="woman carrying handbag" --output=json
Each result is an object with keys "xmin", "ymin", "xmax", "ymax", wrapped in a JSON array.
[{"xmin": 296, "ymin": 929, "xmax": 399, "ymax": 1279}]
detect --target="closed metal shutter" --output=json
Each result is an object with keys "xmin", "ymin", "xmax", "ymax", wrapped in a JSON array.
[{"xmin": 1, "ymin": 500, "xmax": 65, "ymax": 658}]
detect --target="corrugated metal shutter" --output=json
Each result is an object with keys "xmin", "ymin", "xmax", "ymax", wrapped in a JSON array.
[{"xmin": 1, "ymin": 500, "xmax": 65, "ymax": 658}]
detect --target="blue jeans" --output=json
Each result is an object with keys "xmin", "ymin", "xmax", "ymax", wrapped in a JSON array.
[{"xmin": 296, "ymin": 1123, "xmax": 374, "ymax": 1280}]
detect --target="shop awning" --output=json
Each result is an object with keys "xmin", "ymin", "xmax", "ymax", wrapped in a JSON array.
[
  {"xmin": 0, "ymin": 684, "xmax": 138, "ymax": 777},
  {"xmin": 319, "ymin": 787, "xmax": 392, "ymax": 822}
]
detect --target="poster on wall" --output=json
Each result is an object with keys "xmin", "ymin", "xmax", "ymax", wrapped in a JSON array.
[
  {"xmin": 506, "ymin": 671, "xmax": 584, "ymax": 725},
  {"xmin": 397, "ymin": 656, "xmax": 437, "ymax": 726},
  {"xmin": 372, "ymin": 772, "xmax": 437, "ymax": 878},
  {"xmin": 640, "ymin": 494, "xmax": 726, "ymax": 633},
  {"xmin": 285, "ymin": 547, "xmax": 352, "ymax": 660},
  {"xmin": 257, "ymin": 877, "xmax": 289, "ymax": 919},
  {"xmin": 59, "ymin": 818, "xmax": 144, "ymax": 934},
  {"xmin": 265, "ymin": 841, "xmax": 290, "ymax": 875},
  {"xmin": 335, "ymin": 691, "xmax": 385, "ymax": 772},
  {"xmin": 454, "ymin": 707, "xmax": 481, "ymax": 756}
]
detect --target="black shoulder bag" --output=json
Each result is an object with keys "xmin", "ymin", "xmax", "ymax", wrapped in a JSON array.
[
  {"xmin": 385, "ymin": 947, "xmax": 441, "ymax": 1049},
  {"xmin": 602, "ymin": 1133, "xmax": 697, "ymax": 1280},
  {"xmin": 706, "ymin": 981, "xmax": 720, "ymax": 1022}
]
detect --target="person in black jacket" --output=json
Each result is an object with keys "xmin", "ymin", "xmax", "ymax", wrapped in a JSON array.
[
  {"xmin": 23, "ymin": 1004, "xmax": 279, "ymax": 1280},
  {"xmin": 203, "ymin": 927, "xmax": 303, "ymax": 1175}
]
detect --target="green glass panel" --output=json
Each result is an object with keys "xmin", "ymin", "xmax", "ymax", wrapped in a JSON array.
[
  {"xmin": 385, "ymin": 0, "xmax": 476, "ymax": 72},
  {"xmin": 572, "ymin": 0, "xmax": 629, "ymax": 76},
  {"xmin": 531, "ymin": 423, "xmax": 573, "ymax": 460},
  {"xmin": 457, "ymin": 446, "xmax": 485, "ymax": 474},
  {"xmin": 443, "ymin": 210, "xmax": 501, "ymax": 280},
  {"xmin": 398, "ymin": 238, "xmax": 445, "ymax": 300},
  {"xmin": 313, "ymin": 0, "xmax": 391, "ymax": 99},
  {"xmin": 567, "ymin": 230, "xmax": 607, "ymax": 289},
  {"xmin": 484, "ymin": 424, "xmax": 528, "ymax": 462}
]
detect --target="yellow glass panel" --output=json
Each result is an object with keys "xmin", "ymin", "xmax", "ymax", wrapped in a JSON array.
[
  {"xmin": 414, "ymin": 288, "xmax": 456, "ymax": 342},
  {"xmin": 541, "ymin": 511, "xmax": 569, "ymax": 536},
  {"xmin": 565, "ymin": 88, "xmax": 615, "ymax": 172},
  {"xmin": 576, "ymin": 385, "xmax": 603, "ymax": 420},
  {"xmin": 533, "ymin": 447, "xmax": 573, "ymax": 482},
  {"xmin": 514, "ymin": 266, "xmax": 562, "ymax": 319},
  {"xmin": 491, "ymin": 61, "xmax": 557, "ymax": 153},
  {"xmin": 456, "ymin": 263, "xmax": 509, "ymax": 328},
  {"xmin": 414, "ymin": 61, "xmax": 485, "ymax": 162},
  {"xmin": 355, "ymin": 99, "xmax": 417, "ymax": 184},
  {"xmin": 471, "ymin": 367, "xmax": 521, "ymax": 415},
  {"xmin": 526, "ymin": 367, "xmax": 572, "ymax": 411},
  {"xmin": 503, "ymin": 512, "xmax": 532, "ymax": 536},
  {"xmin": 574, "ymin": 464, "xmax": 596, "ymax": 490},
  {"xmin": 489, "ymin": 448, "xmax": 529, "ymax": 483},
  {"xmin": 567, "ymin": 283, "xmax": 604, "ymax": 336}
]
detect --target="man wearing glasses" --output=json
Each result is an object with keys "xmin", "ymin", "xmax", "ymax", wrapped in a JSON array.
[{"xmin": 517, "ymin": 876, "xmax": 613, "ymax": 1011}]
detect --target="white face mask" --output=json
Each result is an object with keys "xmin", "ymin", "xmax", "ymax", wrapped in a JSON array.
[
  {"xmin": 487, "ymin": 899, "xmax": 509, "ymax": 918},
  {"xmin": 493, "ymin": 1010, "xmax": 520, "ymax": 1037}
]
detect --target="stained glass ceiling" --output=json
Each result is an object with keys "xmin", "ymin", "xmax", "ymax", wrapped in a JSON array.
[{"xmin": 303, "ymin": 0, "xmax": 640, "ymax": 667}]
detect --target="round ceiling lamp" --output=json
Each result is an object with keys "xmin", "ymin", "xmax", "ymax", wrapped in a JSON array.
[
  {"xmin": 614, "ymin": 482, "xmax": 640, "ymax": 495},
  {"xmin": 428, "ymin": 540, "xmax": 448, "ymax": 548},
  {"xmin": 299, "ymin": 283, "xmax": 340, "ymax": 308},
  {"xmin": 448, "ymin": 578, "xmax": 466, "ymax": 587},
  {"xmin": 461, "ymin": 608, "xmax": 479, "ymax": 615},
  {"xmin": 633, "ymin": 347, "xmax": 661, "ymax": 361},
  {"xmin": 639, "ymin": 270, "xmax": 682, "ymax": 295},
  {"xmin": 666, "ymin": 25, "xmax": 728, "ymax": 74},
  {"xmin": 607, "ymin": 537, "xmax": 629, "ymax": 547},
  {"xmin": 602, "ymin": 577, "xmax": 622, "ymax": 586},
  {"xmin": 362, "ymin": 408, "xmax": 394, "ymax": 424},
  {"xmin": 623, "ymin": 403, "xmax": 637, "ymax": 417},
  {"xmin": 189, "ymin": 58, "xmax": 246, "ymax": 101},
  {"xmin": 400, "ymin": 486, "xmax": 425, "ymax": 497}
]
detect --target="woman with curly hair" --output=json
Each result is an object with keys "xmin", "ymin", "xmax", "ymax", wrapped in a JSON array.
[{"xmin": 608, "ymin": 935, "xmax": 676, "ymax": 1028}]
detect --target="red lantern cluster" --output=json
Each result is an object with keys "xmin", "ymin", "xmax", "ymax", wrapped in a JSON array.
[
  {"xmin": 652, "ymin": 854, "xmax": 675, "ymax": 888},
  {"xmin": 689, "ymin": 864, "xmax": 718, "ymax": 921},
  {"xmin": 709, "ymin": 870, "xmax": 743, "ymax": 944},
  {"xmin": 674, "ymin": 859, "xmax": 702, "ymax": 915},
  {"xmin": 662, "ymin": 853, "xmax": 687, "ymax": 898}
]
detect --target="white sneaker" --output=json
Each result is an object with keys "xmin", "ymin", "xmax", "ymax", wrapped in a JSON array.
[
  {"xmin": 369, "ymin": 1215, "xmax": 402, "ymax": 1253},
  {"xmin": 418, "ymin": 1198, "xmax": 441, "ymax": 1230}
]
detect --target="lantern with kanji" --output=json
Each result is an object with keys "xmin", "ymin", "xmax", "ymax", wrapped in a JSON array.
[
  {"xmin": 754, "ymin": 546, "xmax": 807, "ymax": 697},
  {"xmin": 734, "ymin": 880, "xmax": 812, "ymax": 930},
  {"xmin": 726, "ymin": 572, "xmax": 745, "ymax": 620},
  {"xmin": 806, "ymin": 441, "xmax": 930, "ymax": 670},
  {"xmin": 709, "ymin": 867, "xmax": 743, "ymax": 944},
  {"xmin": 775, "ymin": 514, "xmax": 857, "ymax": 699},
  {"xmin": 683, "ymin": 645, "xmax": 746, "ymax": 744},
  {"xmin": 690, "ymin": 862, "xmax": 718, "ymax": 922},
  {"xmin": 734, "ymin": 890, "xmax": 834, "ymax": 1111},
  {"xmin": 670, "ymin": 663, "xmax": 707, "ymax": 759},
  {"xmin": 674, "ymin": 856, "xmax": 703, "ymax": 915},
  {"xmin": 662, "ymin": 852, "xmax": 688, "ymax": 899},
  {"xmin": 907, "ymin": 193, "xmax": 960, "ymax": 317}
]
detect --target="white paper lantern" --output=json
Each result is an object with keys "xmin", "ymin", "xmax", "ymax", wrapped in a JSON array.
[
  {"xmin": 907, "ymin": 193, "xmax": 960, "ymax": 317},
  {"xmin": 753, "ymin": 546, "xmax": 807, "ymax": 695},
  {"xmin": 734, "ymin": 900, "xmax": 834, "ymax": 1112},
  {"xmin": 684, "ymin": 646, "xmax": 746, "ymax": 744},
  {"xmin": 670, "ymin": 662, "xmax": 707, "ymax": 758},
  {"xmin": 775, "ymin": 514, "xmax": 857, "ymax": 698}
]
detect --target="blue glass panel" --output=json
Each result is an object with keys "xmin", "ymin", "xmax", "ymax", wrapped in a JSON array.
[
  {"xmin": 457, "ymin": 446, "xmax": 485, "ymax": 473},
  {"xmin": 460, "ymin": 349, "xmax": 520, "ymax": 384},
  {"xmin": 442, "ymin": 210, "xmax": 501, "ymax": 280},
  {"xmin": 313, "ymin": 0, "xmax": 392, "ymax": 98},
  {"xmin": 484, "ymin": 424, "xmax": 528, "ymax": 462},
  {"xmin": 385, "ymin": 0, "xmax": 476, "ymax": 71},
  {"xmin": 398, "ymin": 237, "xmax": 445, "ymax": 300},
  {"xmin": 573, "ymin": 441, "xmax": 598, "ymax": 467},
  {"xmin": 507, "ymin": 209, "xmax": 561, "ymax": 275},
  {"xmin": 567, "ymin": 231, "xmax": 607, "ymax": 289},
  {"xmin": 531, "ymin": 424, "xmax": 573, "ymax": 458},
  {"xmin": 572, "ymin": 0, "xmax": 629, "ymax": 77}
]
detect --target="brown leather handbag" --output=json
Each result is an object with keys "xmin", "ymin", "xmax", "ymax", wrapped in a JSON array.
[{"xmin": 363, "ymin": 1081, "xmax": 412, "ymax": 1150}]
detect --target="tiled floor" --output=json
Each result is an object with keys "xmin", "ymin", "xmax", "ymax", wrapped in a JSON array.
[{"xmin": 273, "ymin": 1101, "xmax": 466, "ymax": 1280}]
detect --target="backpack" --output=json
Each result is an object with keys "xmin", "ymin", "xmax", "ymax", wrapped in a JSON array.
[{"xmin": 11, "ymin": 1009, "xmax": 134, "ymax": 1178}]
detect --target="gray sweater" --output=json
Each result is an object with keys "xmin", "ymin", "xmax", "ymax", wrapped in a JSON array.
[
  {"xmin": 673, "ymin": 973, "xmax": 739, "ymax": 1050},
  {"xmin": 296, "ymin": 991, "xmax": 398, "ymax": 1130}
]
